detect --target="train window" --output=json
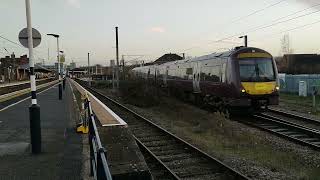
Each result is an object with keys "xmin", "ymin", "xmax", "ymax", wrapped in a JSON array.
[
  {"xmin": 186, "ymin": 68, "xmax": 193, "ymax": 75},
  {"xmin": 168, "ymin": 69, "xmax": 176, "ymax": 79},
  {"xmin": 239, "ymin": 58, "xmax": 275, "ymax": 82},
  {"xmin": 200, "ymin": 66, "xmax": 221, "ymax": 82}
]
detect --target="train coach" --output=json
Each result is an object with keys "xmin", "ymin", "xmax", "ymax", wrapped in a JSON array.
[{"xmin": 132, "ymin": 47, "xmax": 279, "ymax": 114}]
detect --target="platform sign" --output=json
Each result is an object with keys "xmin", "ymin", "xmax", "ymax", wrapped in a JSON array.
[
  {"xmin": 60, "ymin": 54, "xmax": 65, "ymax": 63},
  {"xmin": 18, "ymin": 28, "xmax": 41, "ymax": 48}
]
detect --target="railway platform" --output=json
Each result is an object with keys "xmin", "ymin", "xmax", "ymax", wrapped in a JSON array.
[
  {"xmin": 0, "ymin": 82, "xmax": 83, "ymax": 179},
  {"xmin": 0, "ymin": 79, "xmax": 151, "ymax": 180},
  {"xmin": 70, "ymin": 79, "xmax": 151, "ymax": 179}
]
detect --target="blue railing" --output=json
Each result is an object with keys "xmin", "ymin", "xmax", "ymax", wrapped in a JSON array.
[{"xmin": 85, "ymin": 98, "xmax": 113, "ymax": 180}]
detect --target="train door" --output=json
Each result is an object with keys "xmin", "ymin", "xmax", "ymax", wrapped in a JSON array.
[
  {"xmin": 221, "ymin": 63, "xmax": 227, "ymax": 83},
  {"xmin": 164, "ymin": 66, "xmax": 168, "ymax": 86},
  {"xmin": 193, "ymin": 62, "xmax": 201, "ymax": 92}
]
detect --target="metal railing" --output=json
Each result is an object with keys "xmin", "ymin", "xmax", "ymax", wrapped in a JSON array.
[{"xmin": 84, "ymin": 97, "xmax": 113, "ymax": 180}]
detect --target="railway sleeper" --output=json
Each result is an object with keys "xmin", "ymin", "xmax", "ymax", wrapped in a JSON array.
[
  {"xmin": 181, "ymin": 173, "xmax": 229, "ymax": 180},
  {"xmin": 131, "ymin": 130, "xmax": 163, "ymax": 137},
  {"xmin": 147, "ymin": 145, "xmax": 187, "ymax": 152},
  {"xmin": 142, "ymin": 143, "xmax": 181, "ymax": 150},
  {"xmin": 280, "ymin": 131, "xmax": 300, "ymax": 135},
  {"xmin": 141, "ymin": 139, "xmax": 178, "ymax": 147},
  {"xmin": 271, "ymin": 128, "xmax": 289, "ymax": 132},
  {"xmin": 157, "ymin": 153, "xmax": 193, "ymax": 162},
  {"xmin": 165, "ymin": 157, "xmax": 208, "ymax": 168},
  {"xmin": 175, "ymin": 170, "xmax": 224, "ymax": 180},
  {"xmin": 289, "ymin": 134, "xmax": 308, "ymax": 138},
  {"xmin": 137, "ymin": 135, "xmax": 172, "ymax": 142},
  {"xmin": 150, "ymin": 149, "xmax": 188, "ymax": 156},
  {"xmin": 300, "ymin": 138, "xmax": 320, "ymax": 142},
  {"xmin": 312, "ymin": 141, "xmax": 320, "ymax": 145},
  {"xmin": 259, "ymin": 125, "xmax": 279, "ymax": 129}
]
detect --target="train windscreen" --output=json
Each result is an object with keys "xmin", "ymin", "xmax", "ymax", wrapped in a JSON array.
[{"xmin": 239, "ymin": 58, "xmax": 275, "ymax": 82}]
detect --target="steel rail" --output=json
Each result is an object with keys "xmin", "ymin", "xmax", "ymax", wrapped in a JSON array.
[
  {"xmin": 243, "ymin": 114, "xmax": 320, "ymax": 151},
  {"xmin": 268, "ymin": 108, "xmax": 320, "ymax": 126},
  {"xmin": 259, "ymin": 113, "xmax": 320, "ymax": 133},
  {"xmin": 0, "ymin": 77, "xmax": 55, "ymax": 96},
  {"xmin": 134, "ymin": 136, "xmax": 181, "ymax": 180}
]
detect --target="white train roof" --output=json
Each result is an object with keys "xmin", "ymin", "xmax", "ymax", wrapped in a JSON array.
[{"xmin": 133, "ymin": 49, "xmax": 235, "ymax": 70}]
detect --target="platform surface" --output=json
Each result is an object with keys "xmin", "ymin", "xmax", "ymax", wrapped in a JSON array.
[
  {"xmin": 70, "ymin": 79, "xmax": 126, "ymax": 126},
  {"xmin": 0, "ymin": 81, "xmax": 83, "ymax": 180}
]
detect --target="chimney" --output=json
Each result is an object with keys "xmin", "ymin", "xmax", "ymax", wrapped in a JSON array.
[{"xmin": 11, "ymin": 52, "xmax": 15, "ymax": 59}]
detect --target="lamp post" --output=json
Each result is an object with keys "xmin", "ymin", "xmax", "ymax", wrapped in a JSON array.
[
  {"xmin": 25, "ymin": 0, "xmax": 41, "ymax": 154},
  {"xmin": 8, "ymin": 66, "xmax": 11, "ymax": 83},
  {"xmin": 59, "ymin": 50, "xmax": 66, "ymax": 90},
  {"xmin": 47, "ymin": 33, "xmax": 62, "ymax": 99},
  {"xmin": 239, "ymin": 35, "xmax": 248, "ymax": 47},
  {"xmin": 115, "ymin": 27, "xmax": 119, "ymax": 88}
]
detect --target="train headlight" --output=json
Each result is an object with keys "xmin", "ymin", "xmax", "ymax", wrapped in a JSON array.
[
  {"xmin": 275, "ymin": 86, "xmax": 280, "ymax": 91},
  {"xmin": 241, "ymin": 89, "xmax": 246, "ymax": 93}
]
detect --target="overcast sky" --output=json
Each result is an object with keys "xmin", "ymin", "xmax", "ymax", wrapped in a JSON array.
[{"xmin": 0, "ymin": 0, "xmax": 319, "ymax": 66}]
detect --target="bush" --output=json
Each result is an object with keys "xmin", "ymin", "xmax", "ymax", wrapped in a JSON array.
[
  {"xmin": 119, "ymin": 79, "xmax": 160, "ymax": 107},
  {"xmin": 91, "ymin": 80, "xmax": 112, "ymax": 89}
]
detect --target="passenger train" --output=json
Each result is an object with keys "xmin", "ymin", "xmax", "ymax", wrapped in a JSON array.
[{"xmin": 132, "ymin": 47, "xmax": 279, "ymax": 114}]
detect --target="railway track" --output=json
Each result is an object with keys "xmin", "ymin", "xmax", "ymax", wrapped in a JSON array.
[
  {"xmin": 242, "ymin": 112, "xmax": 320, "ymax": 151},
  {"xmin": 0, "ymin": 78, "xmax": 54, "ymax": 96},
  {"xmin": 0, "ymin": 80, "xmax": 59, "ymax": 109},
  {"xmin": 77, "ymin": 81, "xmax": 249, "ymax": 180},
  {"xmin": 266, "ymin": 108, "xmax": 320, "ymax": 131}
]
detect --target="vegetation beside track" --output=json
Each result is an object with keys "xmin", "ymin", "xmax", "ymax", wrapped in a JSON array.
[
  {"xmin": 277, "ymin": 92, "xmax": 320, "ymax": 115},
  {"xmin": 93, "ymin": 80, "xmax": 320, "ymax": 179},
  {"xmin": 91, "ymin": 80, "xmax": 160, "ymax": 107}
]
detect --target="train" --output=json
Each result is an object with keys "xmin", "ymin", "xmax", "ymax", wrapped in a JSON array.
[{"xmin": 131, "ymin": 46, "xmax": 279, "ymax": 114}]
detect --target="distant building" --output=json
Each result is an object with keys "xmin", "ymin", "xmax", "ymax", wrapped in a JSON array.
[
  {"xmin": 0, "ymin": 53, "xmax": 53, "ymax": 82},
  {"xmin": 276, "ymin": 54, "xmax": 320, "ymax": 74},
  {"xmin": 153, "ymin": 53, "xmax": 183, "ymax": 65},
  {"xmin": 70, "ymin": 62, "xmax": 76, "ymax": 69},
  {"xmin": 0, "ymin": 53, "xmax": 29, "ymax": 82}
]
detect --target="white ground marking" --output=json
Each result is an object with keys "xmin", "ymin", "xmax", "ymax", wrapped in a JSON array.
[{"xmin": 0, "ymin": 83, "xmax": 59, "ymax": 112}]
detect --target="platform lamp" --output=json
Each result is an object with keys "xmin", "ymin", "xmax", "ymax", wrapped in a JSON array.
[
  {"xmin": 59, "ymin": 50, "xmax": 66, "ymax": 90},
  {"xmin": 47, "ymin": 33, "xmax": 62, "ymax": 99}
]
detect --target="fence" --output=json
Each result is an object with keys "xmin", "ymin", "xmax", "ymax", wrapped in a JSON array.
[
  {"xmin": 83, "ymin": 96, "xmax": 113, "ymax": 180},
  {"xmin": 279, "ymin": 74, "xmax": 320, "ymax": 95}
]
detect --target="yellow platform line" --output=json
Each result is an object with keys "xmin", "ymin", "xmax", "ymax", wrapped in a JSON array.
[{"xmin": 0, "ymin": 80, "xmax": 58, "ymax": 102}]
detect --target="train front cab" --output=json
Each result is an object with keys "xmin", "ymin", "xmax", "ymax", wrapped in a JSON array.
[{"xmin": 230, "ymin": 48, "xmax": 279, "ymax": 113}]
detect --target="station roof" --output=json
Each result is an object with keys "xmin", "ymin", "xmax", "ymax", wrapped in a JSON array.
[
  {"xmin": 153, "ymin": 53, "xmax": 183, "ymax": 65},
  {"xmin": 18, "ymin": 64, "xmax": 53, "ymax": 73}
]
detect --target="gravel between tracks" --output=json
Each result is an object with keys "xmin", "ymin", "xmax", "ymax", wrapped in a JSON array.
[{"xmin": 96, "ymin": 88, "xmax": 320, "ymax": 180}]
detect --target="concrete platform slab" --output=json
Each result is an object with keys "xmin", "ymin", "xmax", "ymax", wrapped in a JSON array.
[
  {"xmin": 98, "ymin": 125, "xmax": 152, "ymax": 180},
  {"xmin": 0, "ymin": 142, "xmax": 29, "ymax": 156},
  {"xmin": 70, "ymin": 79, "xmax": 126, "ymax": 126},
  {"xmin": 0, "ymin": 80, "xmax": 84, "ymax": 180}
]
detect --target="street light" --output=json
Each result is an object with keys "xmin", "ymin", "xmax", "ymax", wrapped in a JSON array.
[
  {"xmin": 59, "ymin": 50, "xmax": 66, "ymax": 90},
  {"xmin": 47, "ymin": 33, "xmax": 62, "ymax": 99},
  {"xmin": 239, "ymin": 35, "xmax": 248, "ymax": 47}
]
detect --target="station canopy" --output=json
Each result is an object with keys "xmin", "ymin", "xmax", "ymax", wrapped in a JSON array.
[{"xmin": 18, "ymin": 64, "xmax": 52, "ymax": 73}]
